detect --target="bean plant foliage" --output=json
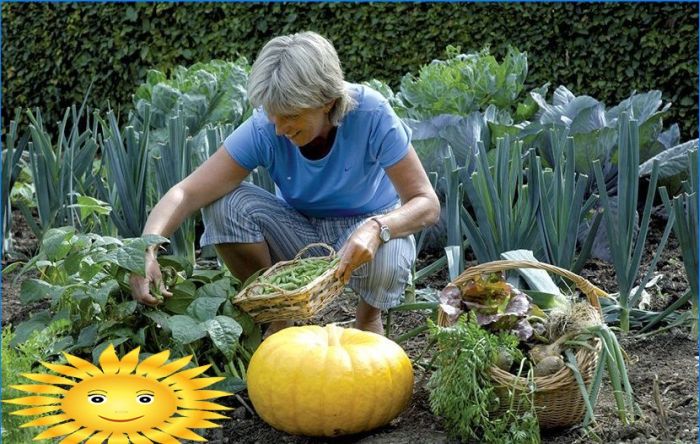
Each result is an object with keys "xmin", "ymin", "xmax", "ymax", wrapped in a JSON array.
[{"xmin": 7, "ymin": 226, "xmax": 257, "ymax": 392}]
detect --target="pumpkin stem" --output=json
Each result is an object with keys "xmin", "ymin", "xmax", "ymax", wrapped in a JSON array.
[{"xmin": 326, "ymin": 323, "xmax": 342, "ymax": 346}]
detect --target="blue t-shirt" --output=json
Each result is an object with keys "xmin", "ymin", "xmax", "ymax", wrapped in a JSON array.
[{"xmin": 223, "ymin": 83, "xmax": 411, "ymax": 217}]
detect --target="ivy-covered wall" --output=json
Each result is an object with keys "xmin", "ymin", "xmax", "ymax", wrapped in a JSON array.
[{"xmin": 2, "ymin": 2, "xmax": 698, "ymax": 138}]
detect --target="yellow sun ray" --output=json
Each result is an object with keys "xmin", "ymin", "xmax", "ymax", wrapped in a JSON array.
[
  {"xmin": 34, "ymin": 420, "xmax": 82, "ymax": 440},
  {"xmin": 85, "ymin": 430, "xmax": 111, "ymax": 444},
  {"xmin": 3, "ymin": 395, "xmax": 61, "ymax": 406},
  {"xmin": 40, "ymin": 362, "xmax": 93, "ymax": 380},
  {"xmin": 9, "ymin": 405, "xmax": 63, "ymax": 416},
  {"xmin": 126, "ymin": 431, "xmax": 154, "ymax": 444},
  {"xmin": 19, "ymin": 413, "xmax": 69, "ymax": 428},
  {"xmin": 134, "ymin": 350, "xmax": 170, "ymax": 377},
  {"xmin": 10, "ymin": 383, "xmax": 67, "ymax": 395},
  {"xmin": 63, "ymin": 353, "xmax": 103, "ymax": 376},
  {"xmin": 176, "ymin": 409, "xmax": 229, "ymax": 420},
  {"xmin": 142, "ymin": 428, "xmax": 181, "ymax": 444},
  {"xmin": 107, "ymin": 432, "xmax": 129, "ymax": 443},
  {"xmin": 98, "ymin": 344, "xmax": 121, "ymax": 374},
  {"xmin": 168, "ymin": 376, "xmax": 225, "ymax": 391},
  {"xmin": 116, "ymin": 347, "xmax": 141, "ymax": 374},
  {"xmin": 21, "ymin": 372, "xmax": 76, "ymax": 386},
  {"xmin": 145, "ymin": 355, "xmax": 192, "ymax": 379},
  {"xmin": 177, "ymin": 400, "xmax": 232, "ymax": 411},
  {"xmin": 176, "ymin": 389, "xmax": 231, "ymax": 402},
  {"xmin": 165, "ymin": 415, "xmax": 220, "ymax": 429},
  {"xmin": 157, "ymin": 420, "xmax": 207, "ymax": 441},
  {"xmin": 58, "ymin": 427, "xmax": 95, "ymax": 444},
  {"xmin": 161, "ymin": 364, "xmax": 211, "ymax": 386}
]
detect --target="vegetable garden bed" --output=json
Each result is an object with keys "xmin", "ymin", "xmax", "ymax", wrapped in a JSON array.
[{"xmin": 2, "ymin": 211, "xmax": 696, "ymax": 443}]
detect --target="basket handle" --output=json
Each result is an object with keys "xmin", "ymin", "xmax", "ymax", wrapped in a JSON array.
[
  {"xmin": 294, "ymin": 242, "xmax": 336, "ymax": 260},
  {"xmin": 452, "ymin": 260, "xmax": 606, "ymax": 315}
]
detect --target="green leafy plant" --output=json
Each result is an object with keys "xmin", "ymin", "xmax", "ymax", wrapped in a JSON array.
[
  {"xmin": 569, "ymin": 324, "xmax": 640, "ymax": 427},
  {"xmin": 397, "ymin": 46, "xmax": 533, "ymax": 121},
  {"xmin": 152, "ymin": 114, "xmax": 197, "ymax": 264},
  {"xmin": 95, "ymin": 108, "xmax": 153, "ymax": 238},
  {"xmin": 11, "ymin": 227, "xmax": 257, "ymax": 392},
  {"xmin": 428, "ymin": 314, "xmax": 539, "ymax": 443},
  {"xmin": 533, "ymin": 128, "xmax": 602, "ymax": 273},
  {"xmin": 641, "ymin": 148, "xmax": 698, "ymax": 334},
  {"xmin": 1, "ymin": 322, "xmax": 70, "ymax": 443},
  {"xmin": 130, "ymin": 59, "xmax": 252, "ymax": 158},
  {"xmin": 463, "ymin": 137, "xmax": 541, "ymax": 263},
  {"xmin": 592, "ymin": 113, "xmax": 669, "ymax": 331},
  {"xmin": 16, "ymin": 99, "xmax": 101, "ymax": 242},
  {"xmin": 2, "ymin": 108, "xmax": 28, "ymax": 258}
]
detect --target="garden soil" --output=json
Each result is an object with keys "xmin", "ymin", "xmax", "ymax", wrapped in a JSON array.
[{"xmin": 2, "ymin": 212, "xmax": 697, "ymax": 443}]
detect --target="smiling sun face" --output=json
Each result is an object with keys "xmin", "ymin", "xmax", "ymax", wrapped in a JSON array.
[
  {"xmin": 61, "ymin": 373, "xmax": 178, "ymax": 434},
  {"xmin": 4, "ymin": 344, "xmax": 231, "ymax": 443}
]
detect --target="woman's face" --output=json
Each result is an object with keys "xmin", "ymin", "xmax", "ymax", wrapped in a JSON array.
[{"xmin": 268, "ymin": 102, "xmax": 334, "ymax": 146}]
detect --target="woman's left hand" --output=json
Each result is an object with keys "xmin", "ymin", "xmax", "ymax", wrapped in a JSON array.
[{"xmin": 335, "ymin": 221, "xmax": 381, "ymax": 284}]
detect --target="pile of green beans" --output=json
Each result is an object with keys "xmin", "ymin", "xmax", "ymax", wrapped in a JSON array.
[{"xmin": 260, "ymin": 257, "xmax": 340, "ymax": 293}]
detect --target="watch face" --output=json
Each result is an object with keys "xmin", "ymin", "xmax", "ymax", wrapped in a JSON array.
[{"xmin": 379, "ymin": 227, "xmax": 391, "ymax": 242}]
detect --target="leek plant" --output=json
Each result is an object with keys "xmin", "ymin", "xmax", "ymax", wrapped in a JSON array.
[
  {"xmin": 18, "ymin": 102, "xmax": 100, "ymax": 242},
  {"xmin": 2, "ymin": 108, "xmax": 28, "ymax": 257},
  {"xmin": 462, "ymin": 136, "xmax": 541, "ymax": 263},
  {"xmin": 592, "ymin": 113, "xmax": 664, "ymax": 332},
  {"xmin": 441, "ymin": 146, "xmax": 466, "ymax": 280},
  {"xmin": 567, "ymin": 324, "xmax": 640, "ymax": 427},
  {"xmin": 96, "ymin": 108, "xmax": 153, "ymax": 238},
  {"xmin": 154, "ymin": 114, "xmax": 196, "ymax": 265},
  {"xmin": 534, "ymin": 128, "xmax": 602, "ymax": 274},
  {"xmin": 642, "ymin": 149, "xmax": 698, "ymax": 334}
]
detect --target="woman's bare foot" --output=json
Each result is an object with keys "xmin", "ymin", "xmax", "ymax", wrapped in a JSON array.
[{"xmin": 355, "ymin": 299, "xmax": 384, "ymax": 335}]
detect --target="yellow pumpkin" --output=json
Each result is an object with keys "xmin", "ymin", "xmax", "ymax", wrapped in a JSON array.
[{"xmin": 246, "ymin": 324, "xmax": 414, "ymax": 437}]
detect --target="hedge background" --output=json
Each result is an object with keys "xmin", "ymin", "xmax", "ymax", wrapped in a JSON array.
[{"xmin": 2, "ymin": 2, "xmax": 698, "ymax": 139}]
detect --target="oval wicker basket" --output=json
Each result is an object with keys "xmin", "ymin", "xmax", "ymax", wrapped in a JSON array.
[
  {"xmin": 437, "ymin": 260, "xmax": 606, "ymax": 429},
  {"xmin": 233, "ymin": 243, "xmax": 345, "ymax": 324}
]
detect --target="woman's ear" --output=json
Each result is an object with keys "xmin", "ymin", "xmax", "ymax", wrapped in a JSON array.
[{"xmin": 324, "ymin": 99, "xmax": 337, "ymax": 114}]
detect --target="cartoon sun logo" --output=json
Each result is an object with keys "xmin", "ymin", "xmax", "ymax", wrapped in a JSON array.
[{"xmin": 4, "ymin": 344, "xmax": 231, "ymax": 443}]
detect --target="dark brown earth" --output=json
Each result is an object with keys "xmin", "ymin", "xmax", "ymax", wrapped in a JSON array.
[{"xmin": 2, "ymin": 211, "xmax": 697, "ymax": 443}]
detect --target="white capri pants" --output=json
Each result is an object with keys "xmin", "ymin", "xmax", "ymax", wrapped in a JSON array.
[{"xmin": 200, "ymin": 182, "xmax": 415, "ymax": 309}]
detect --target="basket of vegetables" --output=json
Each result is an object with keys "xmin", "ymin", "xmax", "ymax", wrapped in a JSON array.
[
  {"xmin": 233, "ymin": 243, "xmax": 344, "ymax": 323},
  {"xmin": 437, "ymin": 260, "xmax": 606, "ymax": 429}
]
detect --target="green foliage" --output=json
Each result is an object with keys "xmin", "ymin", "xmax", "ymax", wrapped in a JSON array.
[
  {"xmin": 96, "ymin": 109, "xmax": 152, "ymax": 238},
  {"xmin": 463, "ymin": 137, "xmax": 541, "ymax": 263},
  {"xmin": 428, "ymin": 314, "xmax": 539, "ymax": 443},
  {"xmin": 1, "ymin": 108, "xmax": 28, "ymax": 258},
  {"xmin": 2, "ymin": 3, "xmax": 697, "ymax": 139},
  {"xmin": 131, "ymin": 59, "xmax": 252, "ymax": 149},
  {"xmin": 395, "ymin": 46, "xmax": 531, "ymax": 120},
  {"xmin": 592, "ymin": 114, "xmax": 669, "ymax": 331},
  {"xmin": 17, "ymin": 102, "xmax": 101, "ymax": 242},
  {"xmin": 10, "ymin": 227, "xmax": 258, "ymax": 390},
  {"xmin": 532, "ymin": 129, "xmax": 602, "ymax": 273},
  {"xmin": 1, "ymin": 323, "xmax": 69, "ymax": 443}
]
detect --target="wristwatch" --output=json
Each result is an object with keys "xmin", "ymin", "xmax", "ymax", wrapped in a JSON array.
[{"xmin": 371, "ymin": 217, "xmax": 391, "ymax": 243}]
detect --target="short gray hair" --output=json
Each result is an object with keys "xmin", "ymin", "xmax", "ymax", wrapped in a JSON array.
[{"xmin": 247, "ymin": 31, "xmax": 357, "ymax": 126}]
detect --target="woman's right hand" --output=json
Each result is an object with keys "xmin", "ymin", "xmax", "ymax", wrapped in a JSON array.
[{"xmin": 129, "ymin": 250, "xmax": 173, "ymax": 306}]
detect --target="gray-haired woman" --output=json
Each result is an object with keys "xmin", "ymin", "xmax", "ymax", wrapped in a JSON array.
[{"xmin": 129, "ymin": 31, "xmax": 440, "ymax": 336}]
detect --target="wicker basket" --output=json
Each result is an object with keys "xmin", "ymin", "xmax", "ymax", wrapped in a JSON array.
[
  {"xmin": 233, "ymin": 243, "xmax": 345, "ymax": 324},
  {"xmin": 437, "ymin": 260, "xmax": 606, "ymax": 429}
]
